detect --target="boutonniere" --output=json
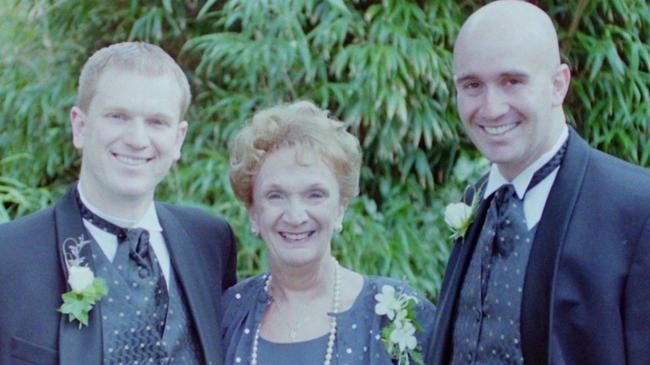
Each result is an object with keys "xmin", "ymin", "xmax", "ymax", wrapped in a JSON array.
[
  {"xmin": 374, "ymin": 285, "xmax": 424, "ymax": 365},
  {"xmin": 58, "ymin": 234, "xmax": 108, "ymax": 328},
  {"xmin": 444, "ymin": 183, "xmax": 483, "ymax": 240}
]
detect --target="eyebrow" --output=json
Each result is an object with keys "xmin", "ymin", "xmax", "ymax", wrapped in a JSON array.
[
  {"xmin": 146, "ymin": 112, "xmax": 175, "ymax": 122},
  {"xmin": 454, "ymin": 71, "xmax": 530, "ymax": 84},
  {"xmin": 453, "ymin": 74, "xmax": 476, "ymax": 85},
  {"xmin": 101, "ymin": 106, "xmax": 175, "ymax": 121},
  {"xmin": 260, "ymin": 182, "xmax": 329, "ymax": 192},
  {"xmin": 500, "ymin": 72, "xmax": 530, "ymax": 80}
]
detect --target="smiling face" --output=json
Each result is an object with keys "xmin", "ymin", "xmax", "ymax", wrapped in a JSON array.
[
  {"xmin": 249, "ymin": 147, "xmax": 346, "ymax": 269},
  {"xmin": 71, "ymin": 66, "xmax": 187, "ymax": 211},
  {"xmin": 453, "ymin": 0, "xmax": 570, "ymax": 180}
]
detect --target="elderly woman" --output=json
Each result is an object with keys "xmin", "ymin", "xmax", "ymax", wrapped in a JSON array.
[{"xmin": 223, "ymin": 101, "xmax": 435, "ymax": 364}]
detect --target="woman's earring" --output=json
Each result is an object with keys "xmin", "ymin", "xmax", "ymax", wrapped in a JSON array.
[
  {"xmin": 335, "ymin": 223, "xmax": 343, "ymax": 233},
  {"xmin": 251, "ymin": 223, "xmax": 259, "ymax": 236}
]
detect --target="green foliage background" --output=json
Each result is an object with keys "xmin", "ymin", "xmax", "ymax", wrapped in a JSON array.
[{"xmin": 1, "ymin": 0, "xmax": 648, "ymax": 300}]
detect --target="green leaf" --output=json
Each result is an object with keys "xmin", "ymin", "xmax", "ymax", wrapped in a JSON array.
[
  {"xmin": 197, "ymin": 0, "xmax": 220, "ymax": 19},
  {"xmin": 59, "ymin": 294, "xmax": 93, "ymax": 328},
  {"xmin": 84, "ymin": 278, "xmax": 109, "ymax": 302},
  {"xmin": 57, "ymin": 277, "xmax": 107, "ymax": 328},
  {"xmin": 411, "ymin": 350, "xmax": 424, "ymax": 365},
  {"xmin": 605, "ymin": 43, "xmax": 625, "ymax": 77},
  {"xmin": 326, "ymin": 0, "xmax": 350, "ymax": 15}
]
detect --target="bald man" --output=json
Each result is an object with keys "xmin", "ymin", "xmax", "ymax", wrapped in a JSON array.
[{"xmin": 427, "ymin": 1, "xmax": 650, "ymax": 364}]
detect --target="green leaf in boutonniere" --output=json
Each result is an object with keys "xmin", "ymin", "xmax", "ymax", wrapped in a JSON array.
[{"xmin": 59, "ymin": 270, "xmax": 108, "ymax": 328}]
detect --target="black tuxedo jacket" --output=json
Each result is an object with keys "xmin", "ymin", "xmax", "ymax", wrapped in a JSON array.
[
  {"xmin": 0, "ymin": 187, "xmax": 237, "ymax": 365},
  {"xmin": 426, "ymin": 130, "xmax": 650, "ymax": 365}
]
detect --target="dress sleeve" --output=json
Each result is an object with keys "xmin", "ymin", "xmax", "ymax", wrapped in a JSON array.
[
  {"xmin": 413, "ymin": 288, "xmax": 437, "ymax": 362},
  {"xmin": 220, "ymin": 275, "xmax": 265, "ymax": 351}
]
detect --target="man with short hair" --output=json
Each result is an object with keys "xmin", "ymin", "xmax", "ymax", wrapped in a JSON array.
[
  {"xmin": 0, "ymin": 42, "xmax": 237, "ymax": 365},
  {"xmin": 427, "ymin": 1, "xmax": 650, "ymax": 364}
]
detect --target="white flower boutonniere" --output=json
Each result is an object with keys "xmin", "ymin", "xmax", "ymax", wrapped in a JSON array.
[
  {"xmin": 375, "ymin": 285, "xmax": 423, "ymax": 365},
  {"xmin": 58, "ymin": 234, "xmax": 108, "ymax": 328},
  {"xmin": 444, "ymin": 202, "xmax": 474, "ymax": 240},
  {"xmin": 444, "ymin": 185, "xmax": 482, "ymax": 240}
]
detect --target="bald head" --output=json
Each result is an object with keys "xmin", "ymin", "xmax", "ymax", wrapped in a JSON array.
[
  {"xmin": 451, "ymin": 0, "xmax": 571, "ymax": 180},
  {"xmin": 454, "ymin": 0, "xmax": 561, "ymax": 75}
]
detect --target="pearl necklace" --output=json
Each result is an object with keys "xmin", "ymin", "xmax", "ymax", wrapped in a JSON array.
[{"xmin": 250, "ymin": 258, "xmax": 341, "ymax": 365}]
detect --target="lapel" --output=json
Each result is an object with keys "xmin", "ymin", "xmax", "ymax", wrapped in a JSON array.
[
  {"xmin": 427, "ymin": 179, "xmax": 492, "ymax": 364},
  {"xmin": 156, "ymin": 204, "xmax": 223, "ymax": 364},
  {"xmin": 55, "ymin": 187, "xmax": 103, "ymax": 365},
  {"xmin": 520, "ymin": 129, "xmax": 591, "ymax": 365}
]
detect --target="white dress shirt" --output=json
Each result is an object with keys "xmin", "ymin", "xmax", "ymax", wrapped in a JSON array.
[
  {"xmin": 483, "ymin": 125, "xmax": 569, "ymax": 230},
  {"xmin": 78, "ymin": 185, "xmax": 171, "ymax": 286}
]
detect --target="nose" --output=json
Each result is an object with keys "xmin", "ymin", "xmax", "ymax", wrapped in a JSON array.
[
  {"xmin": 282, "ymin": 198, "xmax": 308, "ymax": 226},
  {"xmin": 123, "ymin": 119, "xmax": 148, "ymax": 149},
  {"xmin": 478, "ymin": 86, "xmax": 508, "ymax": 120}
]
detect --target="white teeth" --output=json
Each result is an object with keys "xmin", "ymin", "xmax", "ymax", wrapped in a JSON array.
[
  {"xmin": 281, "ymin": 232, "xmax": 311, "ymax": 241},
  {"xmin": 483, "ymin": 123, "xmax": 517, "ymax": 135},
  {"xmin": 115, "ymin": 154, "xmax": 148, "ymax": 165}
]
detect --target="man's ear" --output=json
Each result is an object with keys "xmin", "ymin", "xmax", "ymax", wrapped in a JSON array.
[
  {"xmin": 551, "ymin": 63, "xmax": 571, "ymax": 106},
  {"xmin": 70, "ymin": 106, "xmax": 86, "ymax": 149},
  {"xmin": 173, "ymin": 120, "xmax": 188, "ymax": 161}
]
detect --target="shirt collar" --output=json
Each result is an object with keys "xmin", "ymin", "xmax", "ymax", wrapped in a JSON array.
[
  {"xmin": 77, "ymin": 184, "xmax": 162, "ymax": 233},
  {"xmin": 484, "ymin": 125, "xmax": 568, "ymax": 199}
]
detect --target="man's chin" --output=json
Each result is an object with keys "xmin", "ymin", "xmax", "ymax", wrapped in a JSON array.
[
  {"xmin": 480, "ymin": 146, "xmax": 517, "ymax": 165},
  {"xmin": 107, "ymin": 181, "xmax": 157, "ymax": 201}
]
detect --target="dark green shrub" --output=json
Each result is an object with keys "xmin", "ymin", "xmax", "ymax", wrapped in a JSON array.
[{"xmin": 1, "ymin": 0, "xmax": 647, "ymax": 299}]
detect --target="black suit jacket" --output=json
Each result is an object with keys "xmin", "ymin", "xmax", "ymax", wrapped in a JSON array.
[
  {"xmin": 0, "ymin": 187, "xmax": 237, "ymax": 365},
  {"xmin": 427, "ymin": 130, "xmax": 650, "ymax": 365}
]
